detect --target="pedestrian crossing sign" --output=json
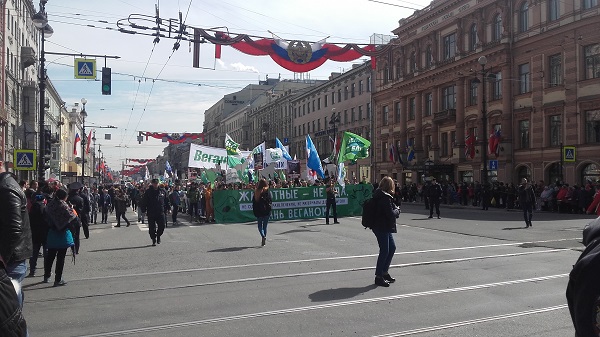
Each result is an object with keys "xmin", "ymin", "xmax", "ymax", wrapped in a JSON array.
[
  {"xmin": 74, "ymin": 58, "xmax": 96, "ymax": 79},
  {"xmin": 14, "ymin": 149, "xmax": 36, "ymax": 171},
  {"xmin": 563, "ymin": 146, "xmax": 576, "ymax": 162}
]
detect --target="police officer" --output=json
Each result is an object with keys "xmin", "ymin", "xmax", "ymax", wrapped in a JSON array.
[
  {"xmin": 325, "ymin": 180, "xmax": 339, "ymax": 224},
  {"xmin": 428, "ymin": 178, "xmax": 443, "ymax": 219}
]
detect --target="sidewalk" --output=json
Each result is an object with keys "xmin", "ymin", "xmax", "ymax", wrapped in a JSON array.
[{"xmin": 405, "ymin": 200, "xmax": 534, "ymax": 213}]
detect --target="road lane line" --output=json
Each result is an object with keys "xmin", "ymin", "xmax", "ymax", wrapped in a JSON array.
[
  {"xmin": 74, "ymin": 238, "xmax": 578, "ymax": 281},
  {"xmin": 71, "ymin": 274, "xmax": 568, "ymax": 337},
  {"xmin": 30, "ymin": 249, "xmax": 568, "ymax": 303},
  {"xmin": 372, "ymin": 304, "xmax": 569, "ymax": 336}
]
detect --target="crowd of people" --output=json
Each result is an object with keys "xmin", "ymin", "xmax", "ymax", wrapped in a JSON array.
[{"xmin": 395, "ymin": 179, "xmax": 600, "ymax": 216}]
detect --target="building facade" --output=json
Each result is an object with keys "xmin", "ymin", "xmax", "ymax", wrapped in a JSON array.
[
  {"xmin": 373, "ymin": 0, "xmax": 600, "ymax": 186},
  {"xmin": 203, "ymin": 79, "xmax": 279, "ymax": 148},
  {"xmin": 290, "ymin": 62, "xmax": 374, "ymax": 182}
]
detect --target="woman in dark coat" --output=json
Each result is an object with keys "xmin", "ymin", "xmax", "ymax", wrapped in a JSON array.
[
  {"xmin": 113, "ymin": 189, "xmax": 131, "ymax": 227},
  {"xmin": 371, "ymin": 176, "xmax": 401, "ymax": 287},
  {"xmin": 252, "ymin": 179, "xmax": 272, "ymax": 246},
  {"xmin": 44, "ymin": 188, "xmax": 77, "ymax": 287}
]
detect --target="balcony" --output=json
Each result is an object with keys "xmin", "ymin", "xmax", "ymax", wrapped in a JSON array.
[
  {"xmin": 21, "ymin": 79, "xmax": 37, "ymax": 88},
  {"xmin": 21, "ymin": 46, "xmax": 36, "ymax": 69},
  {"xmin": 433, "ymin": 108, "xmax": 456, "ymax": 123}
]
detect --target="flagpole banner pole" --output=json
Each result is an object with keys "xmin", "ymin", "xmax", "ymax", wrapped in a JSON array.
[{"xmin": 213, "ymin": 184, "xmax": 372, "ymax": 223}]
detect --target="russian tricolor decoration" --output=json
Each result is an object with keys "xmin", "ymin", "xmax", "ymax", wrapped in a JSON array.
[
  {"xmin": 465, "ymin": 131, "xmax": 475, "ymax": 159},
  {"xmin": 140, "ymin": 132, "xmax": 204, "ymax": 144},
  {"xmin": 194, "ymin": 28, "xmax": 391, "ymax": 73},
  {"xmin": 488, "ymin": 129, "xmax": 502, "ymax": 158},
  {"xmin": 73, "ymin": 133, "xmax": 81, "ymax": 156}
]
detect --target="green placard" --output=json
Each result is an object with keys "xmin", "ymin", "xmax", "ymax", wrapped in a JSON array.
[{"xmin": 213, "ymin": 184, "xmax": 373, "ymax": 223}]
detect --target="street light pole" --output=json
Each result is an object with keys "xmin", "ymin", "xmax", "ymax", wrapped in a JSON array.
[
  {"xmin": 33, "ymin": 0, "xmax": 52, "ymax": 183},
  {"xmin": 92, "ymin": 131, "xmax": 97, "ymax": 184},
  {"xmin": 329, "ymin": 108, "xmax": 340, "ymax": 180},
  {"xmin": 478, "ymin": 56, "xmax": 489, "ymax": 184},
  {"xmin": 80, "ymin": 98, "xmax": 87, "ymax": 184}
]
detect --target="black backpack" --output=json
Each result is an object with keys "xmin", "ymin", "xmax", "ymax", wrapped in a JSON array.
[
  {"xmin": 566, "ymin": 217, "xmax": 600, "ymax": 337},
  {"xmin": 361, "ymin": 197, "xmax": 377, "ymax": 229}
]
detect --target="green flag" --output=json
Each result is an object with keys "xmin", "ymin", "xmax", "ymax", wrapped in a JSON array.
[
  {"xmin": 225, "ymin": 133, "xmax": 241, "ymax": 156},
  {"xmin": 338, "ymin": 131, "xmax": 371, "ymax": 164},
  {"xmin": 206, "ymin": 170, "xmax": 218, "ymax": 183},
  {"xmin": 227, "ymin": 155, "xmax": 244, "ymax": 168},
  {"xmin": 280, "ymin": 170, "xmax": 286, "ymax": 182},
  {"xmin": 238, "ymin": 169, "xmax": 249, "ymax": 183},
  {"xmin": 200, "ymin": 170, "xmax": 209, "ymax": 184}
]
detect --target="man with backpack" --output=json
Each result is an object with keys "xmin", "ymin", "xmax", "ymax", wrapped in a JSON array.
[{"xmin": 567, "ymin": 216, "xmax": 600, "ymax": 337}]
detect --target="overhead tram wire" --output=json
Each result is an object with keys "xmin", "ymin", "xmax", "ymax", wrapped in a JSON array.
[
  {"xmin": 124, "ymin": 0, "xmax": 195, "ymax": 148},
  {"xmin": 45, "ymin": 61, "xmax": 247, "ymax": 89},
  {"xmin": 366, "ymin": 0, "xmax": 422, "ymax": 10}
]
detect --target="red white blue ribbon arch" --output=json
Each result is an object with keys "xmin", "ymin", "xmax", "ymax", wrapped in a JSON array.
[
  {"xmin": 116, "ymin": 13, "xmax": 394, "ymax": 73},
  {"xmin": 140, "ymin": 132, "xmax": 204, "ymax": 144},
  {"xmin": 197, "ymin": 28, "xmax": 390, "ymax": 73}
]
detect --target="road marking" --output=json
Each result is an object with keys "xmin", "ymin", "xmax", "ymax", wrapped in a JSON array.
[
  {"xmin": 75, "ymin": 239, "xmax": 578, "ymax": 281},
  {"xmin": 372, "ymin": 304, "xmax": 569, "ymax": 336},
  {"xmin": 71, "ymin": 274, "xmax": 568, "ymax": 337},
  {"xmin": 31, "ymin": 249, "xmax": 568, "ymax": 303}
]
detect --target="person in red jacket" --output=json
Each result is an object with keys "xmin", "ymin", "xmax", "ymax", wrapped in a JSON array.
[
  {"xmin": 587, "ymin": 185, "xmax": 600, "ymax": 216},
  {"xmin": 556, "ymin": 184, "xmax": 569, "ymax": 213}
]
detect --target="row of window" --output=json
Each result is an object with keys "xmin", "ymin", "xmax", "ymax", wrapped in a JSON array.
[
  {"xmin": 518, "ymin": 111, "xmax": 600, "ymax": 149},
  {"xmin": 293, "ymin": 78, "xmax": 371, "ymax": 118},
  {"xmin": 380, "ymin": 110, "xmax": 599, "ymax": 162},
  {"xmin": 293, "ymin": 104, "xmax": 372, "ymax": 137},
  {"xmin": 385, "ymin": 0, "xmax": 599, "ymax": 81},
  {"xmin": 384, "ymin": 45, "xmax": 599, "ymax": 119}
]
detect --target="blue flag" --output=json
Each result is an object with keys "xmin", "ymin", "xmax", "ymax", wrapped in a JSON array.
[
  {"xmin": 276, "ymin": 137, "xmax": 292, "ymax": 161},
  {"xmin": 305, "ymin": 134, "xmax": 325, "ymax": 179},
  {"xmin": 165, "ymin": 160, "xmax": 172, "ymax": 173},
  {"xmin": 406, "ymin": 140, "xmax": 415, "ymax": 162}
]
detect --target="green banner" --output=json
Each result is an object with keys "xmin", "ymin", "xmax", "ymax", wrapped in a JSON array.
[{"xmin": 214, "ymin": 184, "xmax": 373, "ymax": 223}]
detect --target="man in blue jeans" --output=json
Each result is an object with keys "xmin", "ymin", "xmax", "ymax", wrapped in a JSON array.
[{"xmin": 0, "ymin": 158, "xmax": 33, "ymax": 307}]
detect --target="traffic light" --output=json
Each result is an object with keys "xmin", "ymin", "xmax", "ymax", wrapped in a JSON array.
[
  {"xmin": 101, "ymin": 67, "xmax": 111, "ymax": 95},
  {"xmin": 44, "ymin": 129, "xmax": 52, "ymax": 156},
  {"xmin": 43, "ymin": 155, "xmax": 51, "ymax": 170}
]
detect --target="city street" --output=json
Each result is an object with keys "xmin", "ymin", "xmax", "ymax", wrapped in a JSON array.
[{"xmin": 22, "ymin": 203, "xmax": 595, "ymax": 337}]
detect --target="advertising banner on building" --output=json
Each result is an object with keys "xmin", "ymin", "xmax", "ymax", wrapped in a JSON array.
[{"xmin": 213, "ymin": 184, "xmax": 373, "ymax": 223}]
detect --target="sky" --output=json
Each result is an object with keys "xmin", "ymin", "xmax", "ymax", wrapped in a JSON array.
[{"xmin": 45, "ymin": 0, "xmax": 422, "ymax": 170}]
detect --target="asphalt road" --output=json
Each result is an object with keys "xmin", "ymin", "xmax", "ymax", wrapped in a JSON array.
[{"xmin": 22, "ymin": 203, "xmax": 596, "ymax": 337}]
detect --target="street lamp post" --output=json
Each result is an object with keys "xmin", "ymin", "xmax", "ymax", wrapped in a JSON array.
[
  {"xmin": 478, "ymin": 56, "xmax": 489, "ymax": 184},
  {"xmin": 98, "ymin": 145, "xmax": 102, "ymax": 185},
  {"xmin": 33, "ymin": 0, "xmax": 53, "ymax": 182},
  {"xmin": 80, "ymin": 98, "xmax": 88, "ymax": 184},
  {"xmin": 328, "ymin": 108, "xmax": 341, "ymax": 180},
  {"xmin": 92, "ymin": 131, "xmax": 97, "ymax": 184}
]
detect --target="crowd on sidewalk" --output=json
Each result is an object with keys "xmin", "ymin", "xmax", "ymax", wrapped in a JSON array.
[{"xmin": 393, "ymin": 180, "xmax": 600, "ymax": 216}]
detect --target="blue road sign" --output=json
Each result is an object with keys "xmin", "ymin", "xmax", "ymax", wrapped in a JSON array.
[
  {"xmin": 14, "ymin": 150, "xmax": 36, "ymax": 171},
  {"xmin": 74, "ymin": 58, "xmax": 96, "ymax": 79},
  {"xmin": 284, "ymin": 137, "xmax": 289, "ymax": 144},
  {"xmin": 489, "ymin": 160, "xmax": 498, "ymax": 170}
]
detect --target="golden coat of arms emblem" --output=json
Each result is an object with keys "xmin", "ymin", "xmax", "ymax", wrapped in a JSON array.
[{"xmin": 287, "ymin": 41, "xmax": 313, "ymax": 64}]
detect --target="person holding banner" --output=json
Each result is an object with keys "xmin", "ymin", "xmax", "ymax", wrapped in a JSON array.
[
  {"xmin": 252, "ymin": 179, "xmax": 272, "ymax": 246},
  {"xmin": 325, "ymin": 180, "xmax": 339, "ymax": 224}
]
